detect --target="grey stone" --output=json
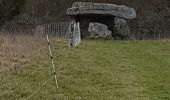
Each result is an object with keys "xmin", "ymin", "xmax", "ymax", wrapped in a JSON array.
[
  {"xmin": 114, "ymin": 18, "xmax": 130, "ymax": 38},
  {"xmin": 35, "ymin": 25, "xmax": 44, "ymax": 34},
  {"xmin": 69, "ymin": 21, "xmax": 81, "ymax": 47},
  {"xmin": 67, "ymin": 2, "xmax": 136, "ymax": 19},
  {"xmin": 88, "ymin": 22, "xmax": 112, "ymax": 39}
]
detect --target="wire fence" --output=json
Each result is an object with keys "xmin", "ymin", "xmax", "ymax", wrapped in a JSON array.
[
  {"xmin": 1, "ymin": 21, "xmax": 170, "ymax": 40},
  {"xmin": 0, "ymin": 20, "xmax": 170, "ymax": 99},
  {"xmin": 129, "ymin": 29, "xmax": 170, "ymax": 40},
  {"xmin": 0, "ymin": 22, "xmax": 70, "ymax": 37},
  {"xmin": 0, "ymin": 22, "xmax": 72, "ymax": 99}
]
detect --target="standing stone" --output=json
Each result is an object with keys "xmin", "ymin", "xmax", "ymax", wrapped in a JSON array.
[
  {"xmin": 35, "ymin": 25, "xmax": 44, "ymax": 35},
  {"xmin": 114, "ymin": 18, "xmax": 130, "ymax": 39},
  {"xmin": 88, "ymin": 22, "xmax": 112, "ymax": 39},
  {"xmin": 69, "ymin": 21, "xmax": 81, "ymax": 47}
]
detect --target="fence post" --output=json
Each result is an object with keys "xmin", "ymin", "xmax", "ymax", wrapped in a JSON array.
[
  {"xmin": 143, "ymin": 29, "xmax": 145, "ymax": 41},
  {"xmin": 164, "ymin": 30, "xmax": 166, "ymax": 39},
  {"xmin": 154, "ymin": 30, "xmax": 156, "ymax": 40},
  {"xmin": 159, "ymin": 30, "xmax": 161, "ymax": 40},
  {"xmin": 138, "ymin": 29, "xmax": 140, "ymax": 40},
  {"xmin": 46, "ymin": 34, "xmax": 59, "ymax": 88},
  {"xmin": 133, "ymin": 30, "xmax": 135, "ymax": 40},
  {"xmin": 59, "ymin": 22, "xmax": 61, "ymax": 38}
]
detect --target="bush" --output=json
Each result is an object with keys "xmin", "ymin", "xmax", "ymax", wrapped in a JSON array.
[{"xmin": 0, "ymin": 0, "xmax": 24, "ymax": 23}]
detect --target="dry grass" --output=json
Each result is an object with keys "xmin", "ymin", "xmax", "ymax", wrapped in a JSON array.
[
  {"xmin": 0, "ymin": 32, "xmax": 70, "ymax": 100},
  {"xmin": 0, "ymin": 34, "xmax": 46, "ymax": 71}
]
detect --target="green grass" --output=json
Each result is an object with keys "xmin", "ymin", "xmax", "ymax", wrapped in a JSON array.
[{"xmin": 0, "ymin": 40, "xmax": 170, "ymax": 100}]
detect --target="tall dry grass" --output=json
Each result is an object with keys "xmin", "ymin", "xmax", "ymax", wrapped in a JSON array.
[{"xmin": 0, "ymin": 33, "xmax": 46, "ymax": 71}]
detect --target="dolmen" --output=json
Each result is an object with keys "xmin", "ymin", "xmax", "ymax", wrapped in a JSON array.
[{"xmin": 66, "ymin": 2, "xmax": 136, "ymax": 45}]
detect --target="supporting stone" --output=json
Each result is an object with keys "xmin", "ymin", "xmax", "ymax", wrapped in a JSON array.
[
  {"xmin": 69, "ymin": 21, "xmax": 81, "ymax": 47},
  {"xmin": 114, "ymin": 18, "xmax": 130, "ymax": 39},
  {"xmin": 88, "ymin": 22, "xmax": 112, "ymax": 39}
]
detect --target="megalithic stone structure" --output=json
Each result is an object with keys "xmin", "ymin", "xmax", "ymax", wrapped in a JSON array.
[{"xmin": 66, "ymin": 2, "xmax": 136, "ymax": 40}]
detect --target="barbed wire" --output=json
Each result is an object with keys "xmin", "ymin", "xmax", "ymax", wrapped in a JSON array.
[
  {"xmin": 0, "ymin": 36, "xmax": 71, "ymax": 99},
  {"xmin": 0, "ymin": 46, "xmax": 45, "ymax": 68},
  {"xmin": 55, "ymin": 34, "xmax": 72, "ymax": 72},
  {"xmin": 45, "ymin": 25, "xmax": 71, "ymax": 88},
  {"xmin": 53, "ymin": 24, "xmax": 71, "ymax": 58},
  {"xmin": 25, "ymin": 33, "xmax": 71, "ymax": 99},
  {"xmin": 0, "ymin": 22, "xmax": 72, "ymax": 99},
  {"xmin": 25, "ymin": 75, "xmax": 54, "ymax": 100},
  {"xmin": 0, "ymin": 45, "xmax": 47, "ymax": 73},
  {"xmin": 0, "ymin": 55, "xmax": 47, "ymax": 84},
  {"xmin": 56, "ymin": 33, "xmax": 71, "ymax": 57},
  {"xmin": 0, "ymin": 62, "xmax": 49, "ymax": 97},
  {"xmin": 44, "ymin": 28, "xmax": 70, "ymax": 57},
  {"xmin": 58, "ymin": 42, "xmax": 71, "ymax": 69}
]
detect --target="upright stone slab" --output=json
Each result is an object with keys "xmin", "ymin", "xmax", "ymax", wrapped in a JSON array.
[
  {"xmin": 69, "ymin": 21, "xmax": 81, "ymax": 47},
  {"xmin": 114, "ymin": 18, "xmax": 130, "ymax": 39}
]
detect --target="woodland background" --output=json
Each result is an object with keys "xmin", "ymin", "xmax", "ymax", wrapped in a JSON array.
[{"xmin": 0, "ymin": 0, "xmax": 170, "ymax": 29}]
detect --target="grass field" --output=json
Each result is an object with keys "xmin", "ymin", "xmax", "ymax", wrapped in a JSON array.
[{"xmin": 0, "ymin": 38, "xmax": 170, "ymax": 100}]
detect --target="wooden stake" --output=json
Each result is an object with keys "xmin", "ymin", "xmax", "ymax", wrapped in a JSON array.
[{"xmin": 46, "ymin": 34, "xmax": 59, "ymax": 88}]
